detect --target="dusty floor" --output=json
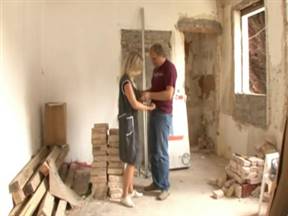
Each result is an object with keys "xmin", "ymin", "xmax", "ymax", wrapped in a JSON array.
[{"xmin": 67, "ymin": 152, "xmax": 266, "ymax": 216}]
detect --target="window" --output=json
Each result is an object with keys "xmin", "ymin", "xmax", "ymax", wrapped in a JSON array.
[{"xmin": 234, "ymin": 1, "xmax": 266, "ymax": 95}]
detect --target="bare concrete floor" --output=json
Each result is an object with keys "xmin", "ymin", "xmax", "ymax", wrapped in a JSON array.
[{"xmin": 68, "ymin": 152, "xmax": 265, "ymax": 216}]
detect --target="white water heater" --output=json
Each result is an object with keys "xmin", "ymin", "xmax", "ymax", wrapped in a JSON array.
[{"xmin": 168, "ymin": 93, "xmax": 191, "ymax": 169}]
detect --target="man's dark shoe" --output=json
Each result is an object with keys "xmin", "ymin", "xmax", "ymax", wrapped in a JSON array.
[
  {"xmin": 143, "ymin": 183, "xmax": 160, "ymax": 192},
  {"xmin": 157, "ymin": 190, "xmax": 170, "ymax": 200}
]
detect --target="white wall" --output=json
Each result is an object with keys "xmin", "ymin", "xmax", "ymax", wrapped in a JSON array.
[
  {"xmin": 0, "ymin": 0, "xmax": 44, "ymax": 215},
  {"xmin": 41, "ymin": 0, "xmax": 218, "ymax": 162},
  {"xmin": 217, "ymin": 0, "xmax": 287, "ymax": 158},
  {"xmin": 0, "ymin": 1, "xmax": 218, "ymax": 214}
]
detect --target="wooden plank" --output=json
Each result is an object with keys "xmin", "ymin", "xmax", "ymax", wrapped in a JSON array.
[
  {"xmin": 9, "ymin": 202, "xmax": 26, "ymax": 216},
  {"xmin": 9, "ymin": 146, "xmax": 49, "ymax": 192},
  {"xmin": 55, "ymin": 145, "xmax": 69, "ymax": 168},
  {"xmin": 23, "ymin": 170, "xmax": 43, "ymax": 197},
  {"xmin": 12, "ymin": 189, "xmax": 26, "ymax": 205},
  {"xmin": 54, "ymin": 164, "xmax": 75, "ymax": 216},
  {"xmin": 43, "ymin": 102, "xmax": 67, "ymax": 146},
  {"xmin": 24, "ymin": 145, "xmax": 69, "ymax": 196},
  {"xmin": 19, "ymin": 178, "xmax": 48, "ymax": 216},
  {"xmin": 37, "ymin": 191, "xmax": 55, "ymax": 216},
  {"xmin": 40, "ymin": 146, "xmax": 62, "ymax": 176},
  {"xmin": 59, "ymin": 163, "xmax": 69, "ymax": 181},
  {"xmin": 54, "ymin": 200, "xmax": 67, "ymax": 216}
]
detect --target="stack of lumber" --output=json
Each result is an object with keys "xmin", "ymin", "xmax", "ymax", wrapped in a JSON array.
[
  {"xmin": 8, "ymin": 145, "xmax": 74, "ymax": 216},
  {"xmin": 91, "ymin": 123, "xmax": 109, "ymax": 199},
  {"xmin": 107, "ymin": 128, "xmax": 123, "ymax": 200}
]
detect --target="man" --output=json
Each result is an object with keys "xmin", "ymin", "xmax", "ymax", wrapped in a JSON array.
[{"xmin": 142, "ymin": 43, "xmax": 177, "ymax": 200}]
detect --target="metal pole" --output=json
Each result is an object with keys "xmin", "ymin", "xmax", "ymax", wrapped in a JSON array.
[{"xmin": 140, "ymin": 8, "xmax": 149, "ymax": 178}]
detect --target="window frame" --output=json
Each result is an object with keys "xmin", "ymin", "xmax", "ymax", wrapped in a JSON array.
[{"xmin": 233, "ymin": 1, "xmax": 266, "ymax": 95}]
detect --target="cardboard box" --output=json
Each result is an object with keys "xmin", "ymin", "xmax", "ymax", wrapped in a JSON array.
[{"xmin": 43, "ymin": 103, "xmax": 67, "ymax": 145}]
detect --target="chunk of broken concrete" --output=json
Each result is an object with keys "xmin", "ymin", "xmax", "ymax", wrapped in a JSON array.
[{"xmin": 212, "ymin": 189, "xmax": 224, "ymax": 199}]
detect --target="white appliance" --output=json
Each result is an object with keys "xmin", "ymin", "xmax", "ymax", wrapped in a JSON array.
[{"xmin": 168, "ymin": 93, "xmax": 191, "ymax": 169}]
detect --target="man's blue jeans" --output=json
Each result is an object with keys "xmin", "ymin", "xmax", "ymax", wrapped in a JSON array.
[{"xmin": 148, "ymin": 110, "xmax": 172, "ymax": 191}]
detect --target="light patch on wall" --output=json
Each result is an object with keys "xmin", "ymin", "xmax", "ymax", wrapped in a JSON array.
[{"xmin": 234, "ymin": 10, "xmax": 242, "ymax": 94}]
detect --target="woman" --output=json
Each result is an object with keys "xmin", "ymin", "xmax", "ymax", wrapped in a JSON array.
[{"xmin": 118, "ymin": 52, "xmax": 155, "ymax": 207}]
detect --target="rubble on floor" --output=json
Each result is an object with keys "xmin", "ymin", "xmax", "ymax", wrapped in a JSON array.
[
  {"xmin": 209, "ymin": 139, "xmax": 279, "ymax": 201},
  {"xmin": 256, "ymin": 138, "xmax": 278, "ymax": 159},
  {"xmin": 210, "ymin": 153, "xmax": 264, "ymax": 199},
  {"xmin": 70, "ymin": 163, "xmax": 91, "ymax": 197}
]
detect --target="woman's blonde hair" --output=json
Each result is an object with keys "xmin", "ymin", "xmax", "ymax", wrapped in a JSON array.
[{"xmin": 122, "ymin": 52, "xmax": 143, "ymax": 78}]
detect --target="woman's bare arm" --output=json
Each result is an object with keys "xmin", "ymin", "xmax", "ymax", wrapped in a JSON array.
[{"xmin": 124, "ymin": 82, "xmax": 155, "ymax": 111}]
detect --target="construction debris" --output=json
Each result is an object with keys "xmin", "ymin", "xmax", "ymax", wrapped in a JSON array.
[
  {"xmin": 72, "ymin": 165, "xmax": 91, "ymax": 196},
  {"xmin": 49, "ymin": 160, "xmax": 83, "ymax": 207},
  {"xmin": 211, "ymin": 153, "xmax": 264, "ymax": 199},
  {"xmin": 8, "ymin": 145, "xmax": 75, "ymax": 216},
  {"xmin": 256, "ymin": 138, "xmax": 278, "ymax": 159},
  {"xmin": 212, "ymin": 189, "xmax": 224, "ymax": 199},
  {"xmin": 225, "ymin": 153, "xmax": 264, "ymax": 185}
]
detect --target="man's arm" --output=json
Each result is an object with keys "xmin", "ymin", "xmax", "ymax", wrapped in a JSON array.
[{"xmin": 143, "ymin": 86, "xmax": 174, "ymax": 101}]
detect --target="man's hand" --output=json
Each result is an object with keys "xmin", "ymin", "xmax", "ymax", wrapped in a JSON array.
[{"xmin": 141, "ymin": 91, "xmax": 151, "ymax": 101}]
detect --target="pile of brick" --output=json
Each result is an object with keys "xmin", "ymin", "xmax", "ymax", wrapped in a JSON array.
[
  {"xmin": 90, "ymin": 124, "xmax": 124, "ymax": 200},
  {"xmin": 107, "ymin": 128, "xmax": 124, "ymax": 200},
  {"xmin": 91, "ymin": 123, "xmax": 109, "ymax": 199},
  {"xmin": 211, "ymin": 153, "xmax": 264, "ymax": 199},
  {"xmin": 225, "ymin": 154, "xmax": 264, "ymax": 185}
]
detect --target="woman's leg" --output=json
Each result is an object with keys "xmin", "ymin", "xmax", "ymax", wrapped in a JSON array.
[
  {"xmin": 122, "ymin": 164, "xmax": 135, "ymax": 198},
  {"xmin": 128, "ymin": 172, "xmax": 134, "ymax": 193}
]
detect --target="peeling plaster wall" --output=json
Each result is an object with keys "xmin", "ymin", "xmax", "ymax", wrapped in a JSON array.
[
  {"xmin": 185, "ymin": 33, "xmax": 218, "ymax": 146},
  {"xmin": 217, "ymin": 0, "xmax": 287, "ymax": 157}
]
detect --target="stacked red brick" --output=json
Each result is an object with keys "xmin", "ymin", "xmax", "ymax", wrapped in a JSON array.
[
  {"xmin": 212, "ymin": 153, "xmax": 264, "ymax": 199},
  {"xmin": 107, "ymin": 128, "xmax": 124, "ymax": 199},
  {"xmin": 91, "ymin": 123, "xmax": 109, "ymax": 199},
  {"xmin": 225, "ymin": 154, "xmax": 264, "ymax": 185}
]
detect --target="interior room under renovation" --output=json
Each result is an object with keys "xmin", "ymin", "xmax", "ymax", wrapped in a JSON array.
[{"xmin": 1, "ymin": 0, "xmax": 288, "ymax": 215}]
